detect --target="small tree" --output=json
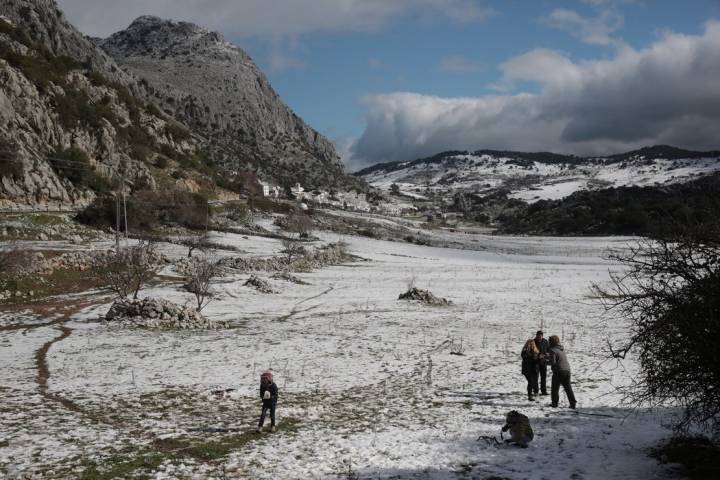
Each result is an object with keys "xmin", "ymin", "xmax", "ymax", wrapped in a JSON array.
[
  {"xmin": 287, "ymin": 213, "xmax": 314, "ymax": 238},
  {"xmin": 185, "ymin": 256, "xmax": 221, "ymax": 311},
  {"xmin": 181, "ymin": 232, "xmax": 210, "ymax": 258},
  {"xmin": 595, "ymin": 229, "xmax": 720, "ymax": 434},
  {"xmin": 390, "ymin": 183, "xmax": 401, "ymax": 196},
  {"xmin": 95, "ymin": 241, "xmax": 162, "ymax": 300},
  {"xmin": 280, "ymin": 238, "xmax": 306, "ymax": 262}
]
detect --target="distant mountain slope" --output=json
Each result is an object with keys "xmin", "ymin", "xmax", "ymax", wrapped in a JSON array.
[
  {"xmin": 498, "ymin": 173, "xmax": 720, "ymax": 236},
  {"xmin": 356, "ymin": 145, "xmax": 720, "ymax": 203},
  {"xmin": 100, "ymin": 16, "xmax": 346, "ymax": 189}
]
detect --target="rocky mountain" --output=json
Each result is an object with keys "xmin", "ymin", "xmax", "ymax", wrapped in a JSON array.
[
  {"xmin": 0, "ymin": 0, "xmax": 129, "ymax": 83},
  {"xmin": 356, "ymin": 145, "xmax": 720, "ymax": 204},
  {"xmin": 0, "ymin": 0, "xmax": 220, "ymax": 208},
  {"xmin": 0, "ymin": 1, "xmax": 354, "ymax": 209},
  {"xmin": 100, "ymin": 16, "xmax": 345, "ymax": 189}
]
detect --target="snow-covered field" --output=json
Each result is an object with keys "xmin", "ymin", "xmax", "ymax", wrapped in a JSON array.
[{"xmin": 0, "ymin": 230, "xmax": 682, "ymax": 479}]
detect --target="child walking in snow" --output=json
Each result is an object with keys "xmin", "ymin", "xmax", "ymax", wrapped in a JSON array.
[{"xmin": 256, "ymin": 371, "xmax": 279, "ymax": 433}]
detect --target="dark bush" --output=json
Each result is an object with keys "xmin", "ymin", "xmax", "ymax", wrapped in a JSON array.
[
  {"xmin": 154, "ymin": 156, "xmax": 169, "ymax": 169},
  {"xmin": 0, "ymin": 141, "xmax": 24, "ymax": 180},
  {"xmin": 76, "ymin": 190, "xmax": 210, "ymax": 232},
  {"xmin": 49, "ymin": 148, "xmax": 111, "ymax": 193},
  {"xmin": 499, "ymin": 174, "xmax": 720, "ymax": 237},
  {"xmin": 597, "ymin": 226, "xmax": 720, "ymax": 434},
  {"xmin": 0, "ymin": 23, "xmax": 81, "ymax": 93},
  {"xmin": 53, "ymin": 86, "xmax": 116, "ymax": 131},
  {"xmin": 163, "ymin": 121, "xmax": 191, "ymax": 142}
]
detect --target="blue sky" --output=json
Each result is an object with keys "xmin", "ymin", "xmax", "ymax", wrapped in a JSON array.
[
  {"xmin": 243, "ymin": 1, "xmax": 719, "ymax": 142},
  {"xmin": 59, "ymin": 0, "xmax": 720, "ymax": 168}
]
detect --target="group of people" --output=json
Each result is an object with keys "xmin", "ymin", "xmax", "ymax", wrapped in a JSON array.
[
  {"xmin": 254, "ymin": 330, "xmax": 577, "ymax": 435},
  {"xmin": 521, "ymin": 330, "xmax": 576, "ymax": 408}
]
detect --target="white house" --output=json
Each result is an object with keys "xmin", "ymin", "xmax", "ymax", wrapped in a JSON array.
[
  {"xmin": 291, "ymin": 183, "xmax": 305, "ymax": 201},
  {"xmin": 261, "ymin": 182, "xmax": 271, "ymax": 197}
]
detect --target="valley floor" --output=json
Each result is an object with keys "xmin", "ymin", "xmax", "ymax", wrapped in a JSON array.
[{"xmin": 0, "ymin": 228, "xmax": 683, "ymax": 479}]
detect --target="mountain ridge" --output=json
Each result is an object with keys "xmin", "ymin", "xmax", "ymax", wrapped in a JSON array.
[
  {"xmin": 354, "ymin": 145, "xmax": 720, "ymax": 177},
  {"xmin": 100, "ymin": 15, "xmax": 346, "ymax": 189}
]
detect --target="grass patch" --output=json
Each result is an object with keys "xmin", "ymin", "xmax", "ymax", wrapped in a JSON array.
[
  {"xmin": 79, "ymin": 451, "xmax": 170, "ymax": 480},
  {"xmin": 154, "ymin": 417, "xmax": 302, "ymax": 462},
  {"xmin": 0, "ymin": 266, "xmax": 105, "ymax": 304},
  {"xmin": 28, "ymin": 214, "xmax": 65, "ymax": 226}
]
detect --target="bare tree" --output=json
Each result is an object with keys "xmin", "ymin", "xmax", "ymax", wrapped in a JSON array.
[
  {"xmin": 280, "ymin": 238, "xmax": 306, "ymax": 262},
  {"xmin": 286, "ymin": 213, "xmax": 314, "ymax": 238},
  {"xmin": 185, "ymin": 256, "xmax": 222, "ymax": 311},
  {"xmin": 181, "ymin": 232, "xmax": 210, "ymax": 258},
  {"xmin": 594, "ymin": 230, "xmax": 720, "ymax": 433},
  {"xmin": 94, "ymin": 241, "xmax": 162, "ymax": 300}
]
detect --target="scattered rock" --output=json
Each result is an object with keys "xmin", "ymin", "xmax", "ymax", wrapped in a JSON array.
[
  {"xmin": 105, "ymin": 297, "xmax": 226, "ymax": 330},
  {"xmin": 224, "ymin": 242, "xmax": 352, "ymax": 273},
  {"xmin": 243, "ymin": 275, "xmax": 275, "ymax": 294},
  {"xmin": 271, "ymin": 272, "xmax": 310, "ymax": 285},
  {"xmin": 398, "ymin": 288, "xmax": 450, "ymax": 306}
]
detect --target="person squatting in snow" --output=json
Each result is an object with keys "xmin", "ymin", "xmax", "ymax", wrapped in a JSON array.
[
  {"xmin": 501, "ymin": 410, "xmax": 534, "ymax": 448},
  {"xmin": 256, "ymin": 371, "xmax": 279, "ymax": 433}
]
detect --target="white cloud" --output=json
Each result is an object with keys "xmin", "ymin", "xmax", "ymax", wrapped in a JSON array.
[
  {"xmin": 56, "ymin": 0, "xmax": 493, "ymax": 38},
  {"xmin": 268, "ymin": 53, "xmax": 306, "ymax": 73},
  {"xmin": 542, "ymin": 8, "xmax": 624, "ymax": 46},
  {"xmin": 439, "ymin": 55, "xmax": 483, "ymax": 72},
  {"xmin": 368, "ymin": 57, "xmax": 386, "ymax": 70},
  {"xmin": 351, "ymin": 21, "xmax": 720, "ymax": 166}
]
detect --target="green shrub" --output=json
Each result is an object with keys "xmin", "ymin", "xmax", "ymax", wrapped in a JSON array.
[
  {"xmin": 0, "ymin": 141, "xmax": 23, "ymax": 180},
  {"xmin": 163, "ymin": 121, "xmax": 191, "ymax": 142},
  {"xmin": 53, "ymin": 86, "xmax": 116, "ymax": 131},
  {"xmin": 77, "ymin": 190, "xmax": 210, "ymax": 232},
  {"xmin": 49, "ymin": 148, "xmax": 111, "ymax": 193},
  {"xmin": 154, "ymin": 156, "xmax": 169, "ymax": 169},
  {"xmin": 0, "ymin": 24, "xmax": 80, "ymax": 93}
]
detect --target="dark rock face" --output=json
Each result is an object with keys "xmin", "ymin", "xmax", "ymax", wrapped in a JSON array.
[{"xmin": 101, "ymin": 16, "xmax": 345, "ymax": 188}]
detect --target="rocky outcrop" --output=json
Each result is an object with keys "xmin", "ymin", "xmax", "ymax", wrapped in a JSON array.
[
  {"xmin": 100, "ymin": 16, "xmax": 345, "ymax": 188},
  {"xmin": 0, "ymin": 0, "xmax": 131, "ymax": 83},
  {"xmin": 0, "ymin": 4, "xmax": 206, "ymax": 208},
  {"xmin": 398, "ymin": 288, "xmax": 450, "ymax": 306},
  {"xmin": 243, "ymin": 275, "xmax": 275, "ymax": 294},
  {"xmin": 105, "ymin": 297, "xmax": 226, "ymax": 329}
]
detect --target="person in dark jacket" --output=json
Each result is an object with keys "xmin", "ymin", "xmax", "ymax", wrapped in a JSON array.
[
  {"xmin": 501, "ymin": 410, "xmax": 534, "ymax": 447},
  {"xmin": 521, "ymin": 339, "xmax": 540, "ymax": 401},
  {"xmin": 256, "ymin": 371, "xmax": 279, "ymax": 433},
  {"xmin": 548, "ymin": 335, "xmax": 576, "ymax": 409},
  {"xmin": 534, "ymin": 330, "xmax": 550, "ymax": 395}
]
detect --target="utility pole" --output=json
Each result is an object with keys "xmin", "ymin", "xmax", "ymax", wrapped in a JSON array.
[
  {"xmin": 115, "ymin": 193, "xmax": 120, "ymax": 252},
  {"xmin": 123, "ymin": 188, "xmax": 128, "ymax": 246},
  {"xmin": 205, "ymin": 201, "xmax": 209, "ymax": 233}
]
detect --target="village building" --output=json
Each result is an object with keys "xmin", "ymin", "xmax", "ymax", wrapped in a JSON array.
[{"xmin": 291, "ymin": 183, "xmax": 305, "ymax": 201}]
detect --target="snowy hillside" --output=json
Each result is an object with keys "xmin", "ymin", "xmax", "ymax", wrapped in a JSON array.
[{"xmin": 357, "ymin": 146, "xmax": 720, "ymax": 203}]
